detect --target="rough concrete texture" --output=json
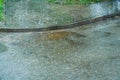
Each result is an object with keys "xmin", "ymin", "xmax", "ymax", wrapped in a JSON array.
[
  {"xmin": 0, "ymin": 18, "xmax": 120, "ymax": 80},
  {"xmin": 0, "ymin": 0, "xmax": 120, "ymax": 80}
]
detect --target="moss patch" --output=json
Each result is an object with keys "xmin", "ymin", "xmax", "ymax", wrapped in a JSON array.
[{"xmin": 0, "ymin": 0, "xmax": 4, "ymax": 21}]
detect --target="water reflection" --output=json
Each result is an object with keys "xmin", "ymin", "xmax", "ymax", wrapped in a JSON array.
[{"xmin": 90, "ymin": 0, "xmax": 120, "ymax": 17}]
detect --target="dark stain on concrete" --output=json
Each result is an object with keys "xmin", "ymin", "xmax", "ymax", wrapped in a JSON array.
[
  {"xmin": 0, "ymin": 77, "xmax": 2, "ymax": 80},
  {"xmin": 0, "ymin": 43, "xmax": 8, "ymax": 53},
  {"xmin": 65, "ymin": 38, "xmax": 86, "ymax": 47},
  {"xmin": 109, "ymin": 56, "xmax": 120, "ymax": 60},
  {"xmin": 109, "ymin": 40, "xmax": 120, "ymax": 46},
  {"xmin": 94, "ymin": 31, "xmax": 112, "ymax": 38},
  {"xmin": 104, "ymin": 32, "xmax": 112, "ymax": 37}
]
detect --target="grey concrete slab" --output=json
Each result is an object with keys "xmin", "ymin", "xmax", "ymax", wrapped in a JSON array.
[
  {"xmin": 0, "ymin": 0, "xmax": 120, "ymax": 80},
  {"xmin": 0, "ymin": 18, "xmax": 120, "ymax": 80}
]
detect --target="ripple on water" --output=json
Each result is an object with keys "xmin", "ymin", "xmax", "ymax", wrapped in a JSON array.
[{"xmin": 0, "ymin": 43, "xmax": 8, "ymax": 53}]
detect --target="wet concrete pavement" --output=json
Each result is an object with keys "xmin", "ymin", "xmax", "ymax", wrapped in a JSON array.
[
  {"xmin": 0, "ymin": 0, "xmax": 120, "ymax": 80},
  {"xmin": 4, "ymin": 0, "xmax": 120, "ymax": 28},
  {"xmin": 0, "ymin": 18, "xmax": 120, "ymax": 80}
]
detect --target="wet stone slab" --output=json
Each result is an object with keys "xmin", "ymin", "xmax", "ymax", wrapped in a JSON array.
[
  {"xmin": 0, "ymin": 18, "xmax": 120, "ymax": 80},
  {"xmin": 4, "ymin": 0, "xmax": 120, "ymax": 28}
]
